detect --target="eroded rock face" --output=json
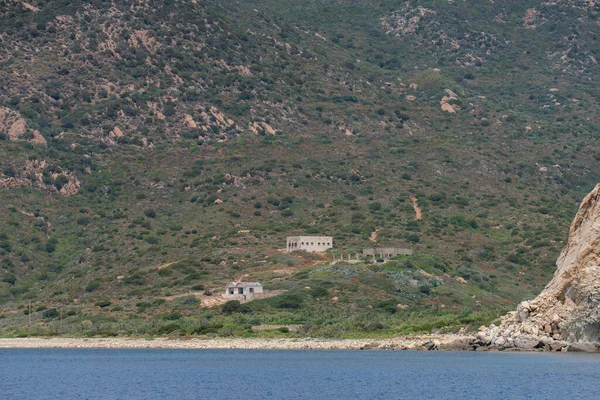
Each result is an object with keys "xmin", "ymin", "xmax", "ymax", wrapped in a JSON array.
[
  {"xmin": 480, "ymin": 183, "xmax": 600, "ymax": 351},
  {"xmin": 0, "ymin": 106, "xmax": 46, "ymax": 145}
]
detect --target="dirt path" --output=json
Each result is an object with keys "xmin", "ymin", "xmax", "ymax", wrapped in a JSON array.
[
  {"xmin": 369, "ymin": 228, "xmax": 381, "ymax": 242},
  {"xmin": 410, "ymin": 195, "xmax": 422, "ymax": 220},
  {"xmin": 156, "ymin": 261, "xmax": 178, "ymax": 270},
  {"xmin": 162, "ymin": 292, "xmax": 228, "ymax": 308}
]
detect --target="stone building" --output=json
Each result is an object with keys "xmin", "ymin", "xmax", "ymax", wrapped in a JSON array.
[
  {"xmin": 286, "ymin": 236, "xmax": 333, "ymax": 253},
  {"xmin": 224, "ymin": 281, "xmax": 263, "ymax": 300},
  {"xmin": 363, "ymin": 247, "xmax": 413, "ymax": 260}
]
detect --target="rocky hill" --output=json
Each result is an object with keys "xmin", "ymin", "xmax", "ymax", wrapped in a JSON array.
[
  {"xmin": 479, "ymin": 183, "xmax": 600, "ymax": 351},
  {"xmin": 0, "ymin": 0, "xmax": 600, "ymax": 337}
]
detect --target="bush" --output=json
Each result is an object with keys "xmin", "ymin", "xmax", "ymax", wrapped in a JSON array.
[
  {"xmin": 275, "ymin": 293, "xmax": 303, "ymax": 309},
  {"xmin": 221, "ymin": 300, "xmax": 250, "ymax": 314},
  {"xmin": 77, "ymin": 216, "xmax": 91, "ymax": 226},
  {"xmin": 375, "ymin": 300, "xmax": 398, "ymax": 314},
  {"xmin": 368, "ymin": 202, "xmax": 382, "ymax": 211},
  {"xmin": 177, "ymin": 296, "xmax": 200, "ymax": 306},
  {"xmin": 43, "ymin": 308, "xmax": 59, "ymax": 319},
  {"xmin": 96, "ymin": 300, "xmax": 112, "ymax": 308},
  {"xmin": 136, "ymin": 301, "xmax": 152, "ymax": 311},
  {"xmin": 310, "ymin": 286, "xmax": 329, "ymax": 298},
  {"xmin": 162, "ymin": 312, "xmax": 183, "ymax": 320},
  {"xmin": 156, "ymin": 323, "xmax": 181, "ymax": 335},
  {"xmin": 86, "ymin": 281, "xmax": 100, "ymax": 292},
  {"xmin": 124, "ymin": 274, "xmax": 145, "ymax": 285},
  {"xmin": 406, "ymin": 234, "xmax": 420, "ymax": 243},
  {"xmin": 0, "ymin": 241, "xmax": 11, "ymax": 253},
  {"xmin": 144, "ymin": 235, "xmax": 159, "ymax": 245},
  {"xmin": 419, "ymin": 283, "xmax": 433, "ymax": 295},
  {"xmin": 45, "ymin": 238, "xmax": 58, "ymax": 253},
  {"xmin": 363, "ymin": 322, "xmax": 385, "ymax": 331},
  {"xmin": 144, "ymin": 209, "xmax": 157, "ymax": 218},
  {"xmin": 192, "ymin": 323, "xmax": 224, "ymax": 335},
  {"xmin": 54, "ymin": 175, "xmax": 69, "ymax": 190},
  {"xmin": 2, "ymin": 274, "xmax": 16, "ymax": 285}
]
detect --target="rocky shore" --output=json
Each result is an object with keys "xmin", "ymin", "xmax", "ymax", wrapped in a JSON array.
[
  {"xmin": 1, "ymin": 332, "xmax": 597, "ymax": 351},
  {"xmin": 0, "ymin": 335, "xmax": 476, "ymax": 350}
]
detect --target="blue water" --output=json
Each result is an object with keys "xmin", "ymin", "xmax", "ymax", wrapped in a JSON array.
[{"xmin": 1, "ymin": 350, "xmax": 599, "ymax": 399}]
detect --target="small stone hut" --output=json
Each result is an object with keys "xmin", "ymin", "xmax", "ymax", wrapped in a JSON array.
[{"xmin": 224, "ymin": 281, "xmax": 263, "ymax": 300}]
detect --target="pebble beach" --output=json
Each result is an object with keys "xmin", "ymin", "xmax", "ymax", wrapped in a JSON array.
[{"xmin": 0, "ymin": 335, "xmax": 475, "ymax": 350}]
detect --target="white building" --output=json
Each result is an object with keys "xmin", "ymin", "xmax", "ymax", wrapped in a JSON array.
[
  {"xmin": 286, "ymin": 236, "xmax": 333, "ymax": 253},
  {"xmin": 224, "ymin": 281, "xmax": 263, "ymax": 300}
]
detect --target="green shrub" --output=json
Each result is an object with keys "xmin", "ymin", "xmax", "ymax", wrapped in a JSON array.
[
  {"xmin": 136, "ymin": 301, "xmax": 152, "ymax": 311},
  {"xmin": 86, "ymin": 281, "xmax": 101, "ymax": 292},
  {"xmin": 310, "ymin": 286, "xmax": 329, "ymax": 298},
  {"xmin": 43, "ymin": 308, "xmax": 59, "ymax": 319},
  {"xmin": 144, "ymin": 209, "xmax": 157, "ymax": 218},
  {"xmin": 156, "ymin": 323, "xmax": 181, "ymax": 335},
  {"xmin": 0, "ymin": 241, "xmax": 11, "ymax": 253},
  {"xmin": 144, "ymin": 235, "xmax": 159, "ymax": 244},
  {"xmin": 177, "ymin": 296, "xmax": 200, "ymax": 306},
  {"xmin": 162, "ymin": 312, "xmax": 183, "ymax": 320},
  {"xmin": 124, "ymin": 274, "xmax": 145, "ymax": 285},
  {"xmin": 2, "ymin": 274, "xmax": 16, "ymax": 285},
  {"xmin": 222, "ymin": 300, "xmax": 250, "ymax": 314},
  {"xmin": 54, "ymin": 175, "xmax": 69, "ymax": 190},
  {"xmin": 363, "ymin": 322, "xmax": 385, "ymax": 331},
  {"xmin": 375, "ymin": 300, "xmax": 397, "ymax": 314},
  {"xmin": 96, "ymin": 300, "xmax": 112, "ymax": 308},
  {"xmin": 77, "ymin": 216, "xmax": 91, "ymax": 226},
  {"xmin": 192, "ymin": 323, "xmax": 224, "ymax": 335},
  {"xmin": 275, "ymin": 293, "xmax": 303, "ymax": 309}
]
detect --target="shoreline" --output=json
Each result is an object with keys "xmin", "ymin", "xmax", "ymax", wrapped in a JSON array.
[{"xmin": 0, "ymin": 335, "xmax": 475, "ymax": 350}]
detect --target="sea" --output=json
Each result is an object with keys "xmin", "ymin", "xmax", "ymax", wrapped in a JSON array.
[{"xmin": 1, "ymin": 349, "xmax": 599, "ymax": 399}]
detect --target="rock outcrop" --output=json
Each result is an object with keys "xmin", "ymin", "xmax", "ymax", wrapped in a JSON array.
[
  {"xmin": 478, "ymin": 183, "xmax": 600, "ymax": 351},
  {"xmin": 0, "ymin": 106, "xmax": 46, "ymax": 145}
]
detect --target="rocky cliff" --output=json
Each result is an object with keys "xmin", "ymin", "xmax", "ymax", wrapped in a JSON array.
[{"xmin": 478, "ymin": 183, "xmax": 600, "ymax": 351}]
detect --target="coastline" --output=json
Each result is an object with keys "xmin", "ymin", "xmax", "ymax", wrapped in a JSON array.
[{"xmin": 0, "ymin": 334, "xmax": 475, "ymax": 350}]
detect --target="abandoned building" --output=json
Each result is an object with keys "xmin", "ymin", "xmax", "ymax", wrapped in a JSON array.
[
  {"xmin": 286, "ymin": 236, "xmax": 333, "ymax": 253},
  {"xmin": 223, "ymin": 281, "xmax": 263, "ymax": 300},
  {"xmin": 363, "ymin": 247, "xmax": 413, "ymax": 260}
]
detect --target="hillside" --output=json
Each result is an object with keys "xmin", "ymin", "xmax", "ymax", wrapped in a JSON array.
[{"xmin": 0, "ymin": 0, "xmax": 599, "ymax": 337}]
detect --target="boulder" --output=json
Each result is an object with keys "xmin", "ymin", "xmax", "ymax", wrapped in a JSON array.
[
  {"xmin": 514, "ymin": 335, "xmax": 542, "ymax": 350},
  {"xmin": 550, "ymin": 341, "xmax": 568, "ymax": 352},
  {"xmin": 438, "ymin": 337, "xmax": 474, "ymax": 351},
  {"xmin": 518, "ymin": 309, "xmax": 529, "ymax": 323},
  {"xmin": 422, "ymin": 340, "xmax": 437, "ymax": 351},
  {"xmin": 566, "ymin": 343, "xmax": 598, "ymax": 352}
]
